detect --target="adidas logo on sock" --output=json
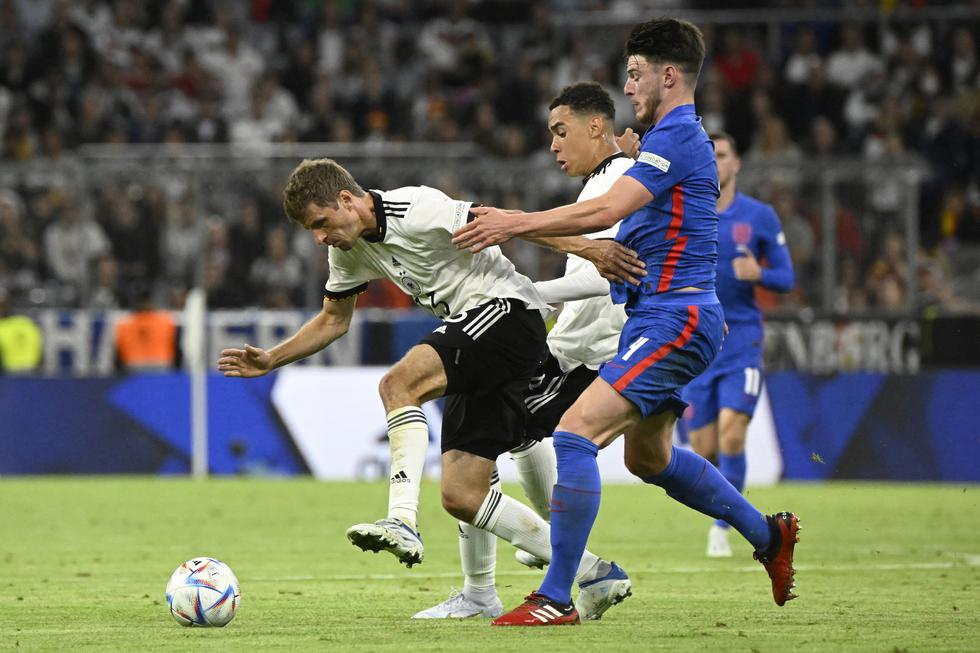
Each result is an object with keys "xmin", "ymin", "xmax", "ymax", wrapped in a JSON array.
[{"xmin": 390, "ymin": 470, "xmax": 411, "ymax": 484}]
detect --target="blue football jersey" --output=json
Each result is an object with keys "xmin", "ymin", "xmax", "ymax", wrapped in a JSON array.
[
  {"xmin": 612, "ymin": 104, "xmax": 719, "ymax": 309},
  {"xmin": 717, "ymin": 192, "xmax": 794, "ymax": 323}
]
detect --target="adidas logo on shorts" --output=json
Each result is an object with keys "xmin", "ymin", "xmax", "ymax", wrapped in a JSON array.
[{"xmin": 390, "ymin": 470, "xmax": 411, "ymax": 484}]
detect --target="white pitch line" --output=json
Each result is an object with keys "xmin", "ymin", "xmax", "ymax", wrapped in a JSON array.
[{"xmin": 249, "ymin": 557, "xmax": 980, "ymax": 582}]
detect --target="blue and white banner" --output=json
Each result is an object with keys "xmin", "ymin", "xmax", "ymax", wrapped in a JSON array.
[{"xmin": 2, "ymin": 368, "xmax": 977, "ymax": 482}]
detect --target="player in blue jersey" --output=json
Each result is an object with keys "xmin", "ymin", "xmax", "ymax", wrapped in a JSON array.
[
  {"xmin": 684, "ymin": 131, "xmax": 795, "ymax": 558},
  {"xmin": 453, "ymin": 18, "xmax": 800, "ymax": 625}
]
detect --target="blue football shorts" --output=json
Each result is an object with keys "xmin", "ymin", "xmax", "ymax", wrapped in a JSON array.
[{"xmin": 599, "ymin": 301, "xmax": 725, "ymax": 419}]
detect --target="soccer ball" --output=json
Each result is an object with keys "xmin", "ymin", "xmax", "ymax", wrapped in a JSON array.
[{"xmin": 166, "ymin": 557, "xmax": 241, "ymax": 627}]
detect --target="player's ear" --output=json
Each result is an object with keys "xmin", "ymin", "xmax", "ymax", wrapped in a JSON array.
[
  {"xmin": 663, "ymin": 63, "xmax": 677, "ymax": 89},
  {"xmin": 589, "ymin": 115, "xmax": 604, "ymax": 137}
]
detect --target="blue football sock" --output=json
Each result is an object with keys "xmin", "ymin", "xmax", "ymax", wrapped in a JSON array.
[
  {"xmin": 643, "ymin": 446, "xmax": 770, "ymax": 552},
  {"xmin": 538, "ymin": 431, "xmax": 600, "ymax": 605},
  {"xmin": 714, "ymin": 452, "xmax": 747, "ymax": 530}
]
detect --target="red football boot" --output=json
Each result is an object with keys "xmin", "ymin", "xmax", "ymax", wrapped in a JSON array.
[
  {"xmin": 754, "ymin": 512, "xmax": 801, "ymax": 606},
  {"xmin": 491, "ymin": 592, "xmax": 580, "ymax": 626}
]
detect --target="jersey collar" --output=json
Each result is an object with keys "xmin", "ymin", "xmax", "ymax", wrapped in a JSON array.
[
  {"xmin": 582, "ymin": 152, "xmax": 631, "ymax": 186},
  {"xmin": 649, "ymin": 103, "xmax": 696, "ymax": 134},
  {"xmin": 366, "ymin": 190, "xmax": 387, "ymax": 243}
]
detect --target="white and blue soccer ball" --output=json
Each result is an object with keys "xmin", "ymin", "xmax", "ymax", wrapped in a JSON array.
[{"xmin": 166, "ymin": 557, "xmax": 241, "ymax": 627}]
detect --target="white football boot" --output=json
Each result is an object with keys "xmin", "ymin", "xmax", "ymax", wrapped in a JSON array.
[
  {"xmin": 575, "ymin": 561, "xmax": 632, "ymax": 620},
  {"xmin": 346, "ymin": 518, "xmax": 424, "ymax": 567},
  {"xmin": 515, "ymin": 549, "xmax": 548, "ymax": 569},
  {"xmin": 412, "ymin": 589, "xmax": 503, "ymax": 619},
  {"xmin": 707, "ymin": 523, "xmax": 733, "ymax": 558}
]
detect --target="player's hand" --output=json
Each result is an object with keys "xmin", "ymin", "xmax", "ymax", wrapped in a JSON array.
[
  {"xmin": 218, "ymin": 344, "xmax": 273, "ymax": 378},
  {"xmin": 616, "ymin": 128, "xmax": 640, "ymax": 159},
  {"xmin": 452, "ymin": 206, "xmax": 521, "ymax": 252},
  {"xmin": 733, "ymin": 245, "xmax": 761, "ymax": 282},
  {"xmin": 579, "ymin": 239, "xmax": 646, "ymax": 285}
]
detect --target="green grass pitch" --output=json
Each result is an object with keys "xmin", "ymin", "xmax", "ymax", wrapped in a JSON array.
[{"xmin": 1, "ymin": 479, "xmax": 978, "ymax": 652}]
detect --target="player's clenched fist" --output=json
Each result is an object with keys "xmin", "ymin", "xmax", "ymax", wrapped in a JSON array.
[{"xmin": 218, "ymin": 343, "xmax": 273, "ymax": 377}]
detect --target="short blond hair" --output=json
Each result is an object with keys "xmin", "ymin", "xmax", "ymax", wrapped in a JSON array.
[{"xmin": 282, "ymin": 158, "xmax": 365, "ymax": 223}]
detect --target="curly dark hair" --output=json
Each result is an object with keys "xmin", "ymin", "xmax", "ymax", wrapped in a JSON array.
[
  {"xmin": 625, "ymin": 17, "xmax": 705, "ymax": 80},
  {"xmin": 548, "ymin": 81, "xmax": 615, "ymax": 120}
]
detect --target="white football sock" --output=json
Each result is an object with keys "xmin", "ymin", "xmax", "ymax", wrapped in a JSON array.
[
  {"xmin": 509, "ymin": 439, "xmax": 556, "ymax": 520},
  {"xmin": 471, "ymin": 487, "xmax": 601, "ymax": 584},
  {"xmin": 385, "ymin": 406, "xmax": 428, "ymax": 530},
  {"xmin": 460, "ymin": 469, "xmax": 500, "ymax": 593}
]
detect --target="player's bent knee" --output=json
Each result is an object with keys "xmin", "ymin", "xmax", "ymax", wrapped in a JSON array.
[
  {"xmin": 718, "ymin": 410, "xmax": 750, "ymax": 454},
  {"xmin": 556, "ymin": 409, "xmax": 615, "ymax": 445},
  {"xmin": 440, "ymin": 488, "xmax": 479, "ymax": 523},
  {"xmin": 624, "ymin": 454, "xmax": 667, "ymax": 479},
  {"xmin": 689, "ymin": 426, "xmax": 719, "ymax": 459},
  {"xmin": 378, "ymin": 369, "xmax": 413, "ymax": 407},
  {"xmin": 624, "ymin": 439, "xmax": 672, "ymax": 478}
]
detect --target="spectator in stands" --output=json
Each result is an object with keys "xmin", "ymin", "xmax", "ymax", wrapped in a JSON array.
[
  {"xmin": 2, "ymin": 103, "xmax": 37, "ymax": 160},
  {"xmin": 418, "ymin": 0, "xmax": 493, "ymax": 89},
  {"xmin": 939, "ymin": 187, "xmax": 970, "ymax": 243},
  {"xmin": 0, "ymin": 189, "xmax": 41, "ymax": 296},
  {"xmin": 867, "ymin": 231, "xmax": 909, "ymax": 310},
  {"xmin": 714, "ymin": 28, "xmax": 761, "ymax": 92},
  {"xmin": 784, "ymin": 26, "xmax": 822, "ymax": 85},
  {"xmin": 204, "ymin": 259, "xmax": 247, "ymax": 309},
  {"xmin": 161, "ymin": 190, "xmax": 200, "ymax": 287},
  {"xmin": 745, "ymin": 115, "xmax": 803, "ymax": 190},
  {"xmin": 229, "ymin": 196, "xmax": 265, "ymax": 286},
  {"xmin": 808, "ymin": 115, "xmax": 840, "ymax": 157},
  {"xmin": 834, "ymin": 255, "xmax": 868, "ymax": 313},
  {"xmin": 89, "ymin": 253, "xmax": 121, "ymax": 309},
  {"xmin": 143, "ymin": 0, "xmax": 188, "ymax": 76},
  {"xmin": 199, "ymin": 22, "xmax": 263, "ymax": 119},
  {"xmin": 826, "ymin": 23, "xmax": 883, "ymax": 90},
  {"xmin": 315, "ymin": 1, "xmax": 345, "ymax": 77},
  {"xmin": 945, "ymin": 27, "xmax": 978, "ymax": 94},
  {"xmin": 250, "ymin": 227, "xmax": 303, "ymax": 308},
  {"xmin": 0, "ymin": 40, "xmax": 30, "ymax": 95},
  {"xmin": 785, "ymin": 61, "xmax": 846, "ymax": 139},
  {"xmin": 918, "ymin": 251, "xmax": 980, "ymax": 315},
  {"xmin": 114, "ymin": 285, "xmax": 177, "ymax": 372},
  {"xmin": 697, "ymin": 69, "xmax": 727, "ymax": 136},
  {"xmin": 230, "ymin": 72, "xmax": 299, "ymax": 144},
  {"xmin": 42, "ymin": 192, "xmax": 110, "ymax": 303},
  {"xmin": 0, "ymin": 286, "xmax": 43, "ymax": 373}
]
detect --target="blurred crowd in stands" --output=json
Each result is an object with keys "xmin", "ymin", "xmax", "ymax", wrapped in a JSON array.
[{"xmin": 0, "ymin": 0, "xmax": 978, "ymax": 324}]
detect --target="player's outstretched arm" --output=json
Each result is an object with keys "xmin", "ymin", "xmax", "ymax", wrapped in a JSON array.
[
  {"xmin": 452, "ymin": 176, "xmax": 652, "ymax": 252},
  {"xmin": 217, "ymin": 296, "xmax": 356, "ymax": 377},
  {"xmin": 524, "ymin": 235, "xmax": 646, "ymax": 285},
  {"xmin": 535, "ymin": 264, "xmax": 611, "ymax": 303}
]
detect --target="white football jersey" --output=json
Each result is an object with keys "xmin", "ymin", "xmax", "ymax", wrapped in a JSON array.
[
  {"xmin": 324, "ymin": 186, "xmax": 549, "ymax": 318},
  {"xmin": 546, "ymin": 154, "xmax": 633, "ymax": 372}
]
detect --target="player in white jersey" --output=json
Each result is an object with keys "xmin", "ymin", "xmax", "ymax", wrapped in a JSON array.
[
  {"xmin": 216, "ymin": 158, "xmax": 645, "ymax": 592},
  {"xmin": 414, "ymin": 83, "xmax": 638, "ymax": 621}
]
